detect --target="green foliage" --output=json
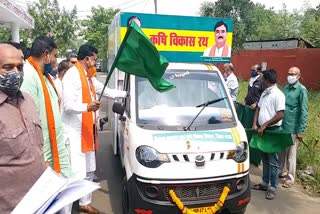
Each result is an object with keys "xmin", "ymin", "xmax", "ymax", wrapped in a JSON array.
[
  {"xmin": 300, "ymin": 7, "xmax": 320, "ymax": 47},
  {"xmin": 26, "ymin": 0, "xmax": 78, "ymax": 55},
  {"xmin": 200, "ymin": 0, "xmax": 256, "ymax": 51},
  {"xmin": 0, "ymin": 28, "xmax": 11, "ymax": 42},
  {"xmin": 251, "ymin": 4, "xmax": 301, "ymax": 40},
  {"xmin": 80, "ymin": 6, "xmax": 120, "ymax": 59}
]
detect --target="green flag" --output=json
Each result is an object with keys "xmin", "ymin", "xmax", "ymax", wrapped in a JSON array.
[
  {"xmin": 249, "ymin": 129, "xmax": 293, "ymax": 153},
  {"xmin": 111, "ymin": 21, "xmax": 175, "ymax": 93},
  {"xmin": 235, "ymin": 102, "xmax": 255, "ymax": 129}
]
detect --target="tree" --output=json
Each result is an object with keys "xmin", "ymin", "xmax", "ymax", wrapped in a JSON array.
[
  {"xmin": 27, "ymin": 0, "xmax": 78, "ymax": 55},
  {"xmin": 251, "ymin": 4, "xmax": 301, "ymax": 40},
  {"xmin": 80, "ymin": 6, "xmax": 120, "ymax": 59},
  {"xmin": 199, "ymin": 0, "xmax": 256, "ymax": 51},
  {"xmin": 300, "ymin": 6, "xmax": 320, "ymax": 47},
  {"xmin": 0, "ymin": 28, "xmax": 10, "ymax": 43}
]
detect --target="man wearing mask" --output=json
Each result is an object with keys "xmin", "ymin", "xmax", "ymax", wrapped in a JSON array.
[
  {"xmin": 243, "ymin": 64, "xmax": 264, "ymax": 109},
  {"xmin": 21, "ymin": 36, "xmax": 71, "ymax": 178},
  {"xmin": 62, "ymin": 44, "xmax": 127, "ymax": 214},
  {"xmin": 223, "ymin": 63, "xmax": 238, "ymax": 102},
  {"xmin": 279, "ymin": 67, "xmax": 308, "ymax": 188},
  {"xmin": 0, "ymin": 44, "xmax": 46, "ymax": 213},
  {"xmin": 252, "ymin": 69, "xmax": 285, "ymax": 200}
]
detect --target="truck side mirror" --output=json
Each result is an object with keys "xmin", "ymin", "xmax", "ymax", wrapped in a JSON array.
[{"xmin": 112, "ymin": 102, "xmax": 125, "ymax": 115}]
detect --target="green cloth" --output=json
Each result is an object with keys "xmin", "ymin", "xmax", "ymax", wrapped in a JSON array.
[
  {"xmin": 282, "ymin": 82, "xmax": 308, "ymax": 134},
  {"xmin": 236, "ymin": 102, "xmax": 255, "ymax": 129},
  {"xmin": 109, "ymin": 21, "xmax": 174, "ymax": 92},
  {"xmin": 236, "ymin": 103, "xmax": 261, "ymax": 165},
  {"xmin": 249, "ymin": 129, "xmax": 293, "ymax": 153},
  {"xmin": 21, "ymin": 62, "xmax": 71, "ymax": 177}
]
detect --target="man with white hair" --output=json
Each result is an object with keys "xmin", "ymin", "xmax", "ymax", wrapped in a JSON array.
[{"xmin": 223, "ymin": 63, "xmax": 238, "ymax": 102}]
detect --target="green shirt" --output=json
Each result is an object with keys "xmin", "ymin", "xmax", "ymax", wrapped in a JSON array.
[
  {"xmin": 282, "ymin": 81, "xmax": 308, "ymax": 134},
  {"xmin": 21, "ymin": 61, "xmax": 71, "ymax": 177}
]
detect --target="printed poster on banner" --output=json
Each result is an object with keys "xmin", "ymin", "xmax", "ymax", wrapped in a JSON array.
[{"xmin": 117, "ymin": 12, "xmax": 233, "ymax": 63}]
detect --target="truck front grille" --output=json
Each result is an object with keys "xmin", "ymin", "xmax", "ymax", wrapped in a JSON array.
[{"xmin": 163, "ymin": 182, "xmax": 231, "ymax": 201}]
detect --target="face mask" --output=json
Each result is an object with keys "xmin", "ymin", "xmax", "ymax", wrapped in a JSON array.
[
  {"xmin": 87, "ymin": 66, "xmax": 97, "ymax": 78},
  {"xmin": 44, "ymin": 63, "xmax": 52, "ymax": 76},
  {"xmin": 287, "ymin": 75, "xmax": 298, "ymax": 85},
  {"xmin": 250, "ymin": 70, "xmax": 258, "ymax": 77},
  {"xmin": 0, "ymin": 71, "xmax": 24, "ymax": 96},
  {"xmin": 50, "ymin": 69, "xmax": 58, "ymax": 77}
]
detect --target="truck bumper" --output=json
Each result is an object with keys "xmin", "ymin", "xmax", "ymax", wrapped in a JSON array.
[{"xmin": 126, "ymin": 173, "xmax": 251, "ymax": 214}]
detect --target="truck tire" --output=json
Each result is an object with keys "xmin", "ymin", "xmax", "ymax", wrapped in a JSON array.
[{"xmin": 122, "ymin": 176, "xmax": 130, "ymax": 214}]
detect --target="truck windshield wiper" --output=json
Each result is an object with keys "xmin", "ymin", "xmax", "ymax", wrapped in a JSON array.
[{"xmin": 184, "ymin": 97, "xmax": 228, "ymax": 131}]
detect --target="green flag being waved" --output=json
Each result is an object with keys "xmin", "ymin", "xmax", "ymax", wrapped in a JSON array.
[{"xmin": 99, "ymin": 21, "xmax": 175, "ymax": 101}]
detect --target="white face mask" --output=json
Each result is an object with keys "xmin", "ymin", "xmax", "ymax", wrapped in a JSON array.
[{"xmin": 287, "ymin": 75, "xmax": 298, "ymax": 85}]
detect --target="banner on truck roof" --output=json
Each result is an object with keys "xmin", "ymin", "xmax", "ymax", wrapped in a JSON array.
[{"xmin": 119, "ymin": 12, "xmax": 233, "ymax": 63}]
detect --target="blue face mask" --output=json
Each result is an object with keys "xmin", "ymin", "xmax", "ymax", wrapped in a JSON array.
[
  {"xmin": 44, "ymin": 63, "xmax": 52, "ymax": 76},
  {"xmin": 250, "ymin": 70, "xmax": 258, "ymax": 77},
  {"xmin": 50, "ymin": 69, "xmax": 58, "ymax": 77}
]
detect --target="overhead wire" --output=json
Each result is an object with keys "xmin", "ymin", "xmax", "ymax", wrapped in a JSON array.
[{"xmin": 141, "ymin": 0, "xmax": 150, "ymax": 12}]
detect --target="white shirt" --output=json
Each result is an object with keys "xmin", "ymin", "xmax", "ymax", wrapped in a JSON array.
[
  {"xmin": 258, "ymin": 85, "xmax": 285, "ymax": 127},
  {"xmin": 53, "ymin": 78, "xmax": 62, "ymax": 102},
  {"xmin": 61, "ymin": 66, "xmax": 127, "ymax": 179},
  {"xmin": 225, "ymin": 73, "xmax": 238, "ymax": 101},
  {"xmin": 203, "ymin": 45, "xmax": 231, "ymax": 57}
]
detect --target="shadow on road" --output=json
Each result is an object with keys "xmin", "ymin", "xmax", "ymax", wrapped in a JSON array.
[{"xmin": 93, "ymin": 130, "xmax": 124, "ymax": 214}]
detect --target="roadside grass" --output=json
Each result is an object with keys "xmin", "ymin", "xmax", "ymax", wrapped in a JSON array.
[{"xmin": 237, "ymin": 80, "xmax": 320, "ymax": 194}]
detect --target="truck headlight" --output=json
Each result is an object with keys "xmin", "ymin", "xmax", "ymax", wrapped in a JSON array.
[
  {"xmin": 136, "ymin": 146, "xmax": 170, "ymax": 168},
  {"xmin": 227, "ymin": 141, "xmax": 248, "ymax": 163}
]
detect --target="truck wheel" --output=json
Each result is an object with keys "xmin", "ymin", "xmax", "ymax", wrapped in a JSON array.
[{"xmin": 122, "ymin": 176, "xmax": 130, "ymax": 214}]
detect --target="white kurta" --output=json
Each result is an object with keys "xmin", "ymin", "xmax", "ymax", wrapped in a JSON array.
[{"xmin": 61, "ymin": 66, "xmax": 127, "ymax": 180}]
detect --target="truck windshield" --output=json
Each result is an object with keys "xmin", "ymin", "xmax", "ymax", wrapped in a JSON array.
[{"xmin": 136, "ymin": 70, "xmax": 235, "ymax": 129}]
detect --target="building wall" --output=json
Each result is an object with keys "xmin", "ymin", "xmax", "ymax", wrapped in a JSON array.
[
  {"xmin": 243, "ymin": 40, "xmax": 299, "ymax": 50},
  {"xmin": 230, "ymin": 49, "xmax": 320, "ymax": 90}
]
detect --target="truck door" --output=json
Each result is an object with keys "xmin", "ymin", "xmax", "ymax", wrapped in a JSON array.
[{"xmin": 118, "ymin": 74, "xmax": 130, "ymax": 160}]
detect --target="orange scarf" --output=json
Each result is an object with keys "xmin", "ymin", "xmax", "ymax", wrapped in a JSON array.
[
  {"xmin": 75, "ymin": 62, "xmax": 99, "ymax": 152},
  {"xmin": 209, "ymin": 43, "xmax": 229, "ymax": 57},
  {"xmin": 28, "ymin": 57, "xmax": 61, "ymax": 173}
]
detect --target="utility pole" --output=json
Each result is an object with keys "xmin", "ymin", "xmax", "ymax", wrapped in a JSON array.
[{"xmin": 154, "ymin": 0, "xmax": 158, "ymax": 14}]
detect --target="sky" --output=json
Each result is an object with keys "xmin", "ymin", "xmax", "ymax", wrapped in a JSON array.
[{"xmin": 17, "ymin": 0, "xmax": 320, "ymax": 18}]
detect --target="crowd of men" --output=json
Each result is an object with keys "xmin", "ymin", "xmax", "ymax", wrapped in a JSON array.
[
  {"xmin": 223, "ymin": 63, "xmax": 308, "ymax": 200},
  {"xmin": 0, "ymin": 36, "xmax": 127, "ymax": 214},
  {"xmin": 0, "ymin": 34, "xmax": 309, "ymax": 214}
]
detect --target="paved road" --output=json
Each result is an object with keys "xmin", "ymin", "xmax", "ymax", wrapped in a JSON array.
[{"xmin": 89, "ymin": 73, "xmax": 320, "ymax": 214}]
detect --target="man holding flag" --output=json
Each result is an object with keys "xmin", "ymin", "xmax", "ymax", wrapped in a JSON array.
[
  {"xmin": 251, "ymin": 69, "xmax": 286, "ymax": 200},
  {"xmin": 61, "ymin": 44, "xmax": 127, "ymax": 214}
]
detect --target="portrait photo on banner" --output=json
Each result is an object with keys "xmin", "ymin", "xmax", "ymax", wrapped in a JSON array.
[{"xmin": 202, "ymin": 20, "xmax": 232, "ymax": 58}]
